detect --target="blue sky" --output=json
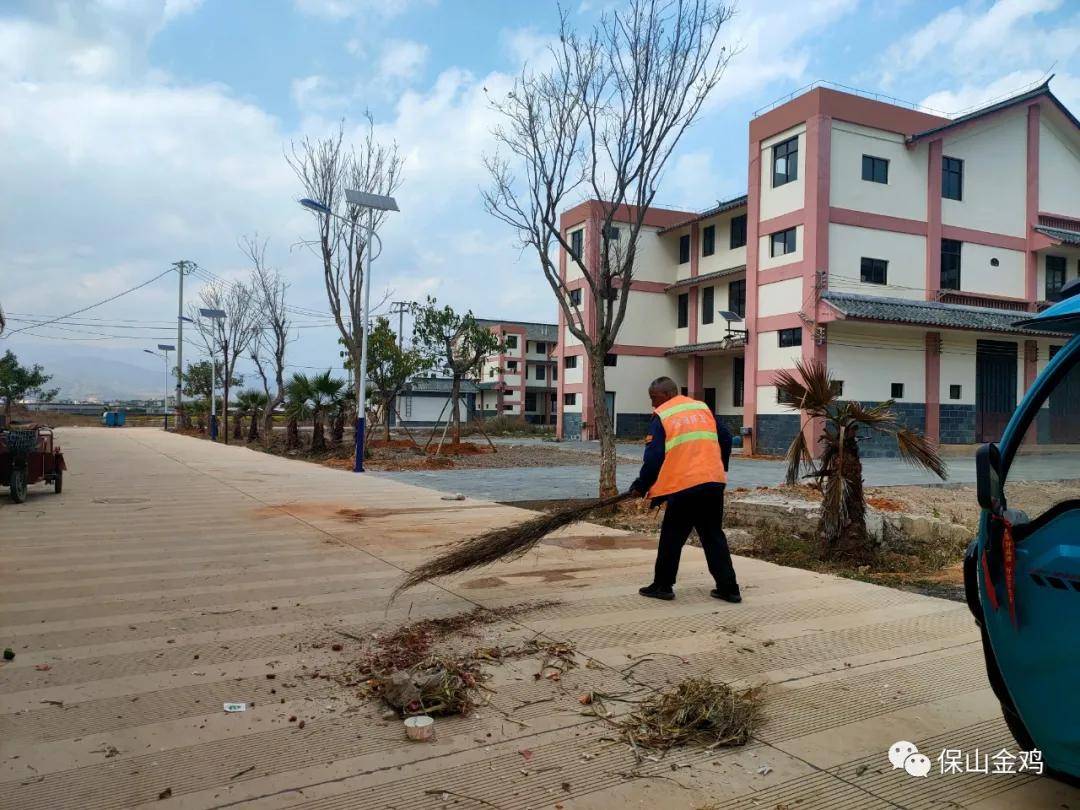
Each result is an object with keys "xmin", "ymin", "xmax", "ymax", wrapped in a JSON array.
[{"xmin": 2, "ymin": 0, "xmax": 1078, "ymax": 398}]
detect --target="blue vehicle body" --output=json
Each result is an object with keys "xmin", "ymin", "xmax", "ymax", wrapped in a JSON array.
[{"xmin": 965, "ymin": 283, "xmax": 1080, "ymax": 782}]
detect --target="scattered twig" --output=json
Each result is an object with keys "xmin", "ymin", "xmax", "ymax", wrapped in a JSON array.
[
  {"xmin": 423, "ymin": 788, "xmax": 499, "ymax": 808},
  {"xmin": 231, "ymin": 765, "xmax": 256, "ymax": 780}
]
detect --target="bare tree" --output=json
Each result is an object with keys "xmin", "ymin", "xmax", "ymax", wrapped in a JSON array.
[
  {"xmin": 287, "ymin": 116, "xmax": 404, "ymax": 410},
  {"xmin": 190, "ymin": 279, "xmax": 263, "ymax": 445},
  {"xmin": 483, "ymin": 0, "xmax": 735, "ymax": 497},
  {"xmin": 243, "ymin": 236, "xmax": 292, "ymax": 447}
]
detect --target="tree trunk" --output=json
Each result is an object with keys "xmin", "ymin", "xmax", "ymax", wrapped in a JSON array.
[
  {"xmin": 247, "ymin": 410, "xmax": 259, "ymax": 443},
  {"xmin": 331, "ymin": 410, "xmax": 344, "ymax": 446},
  {"xmin": 589, "ymin": 350, "xmax": 618, "ymax": 498},
  {"xmin": 233, "ymin": 414, "xmax": 243, "ymax": 440},
  {"xmin": 821, "ymin": 431, "xmax": 869, "ymax": 562},
  {"xmin": 222, "ymin": 356, "xmax": 230, "ymax": 445},
  {"xmin": 384, "ymin": 402, "xmax": 392, "ymax": 441},
  {"xmin": 312, "ymin": 413, "xmax": 326, "ymax": 453},
  {"xmin": 262, "ymin": 400, "xmax": 277, "ymax": 448},
  {"xmin": 450, "ymin": 375, "xmax": 462, "ymax": 445},
  {"xmin": 286, "ymin": 416, "xmax": 299, "ymax": 449}
]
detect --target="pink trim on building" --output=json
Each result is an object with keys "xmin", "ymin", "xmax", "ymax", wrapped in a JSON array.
[
  {"xmin": 756, "ymin": 313, "xmax": 806, "ymax": 332},
  {"xmin": 758, "ymin": 210, "xmax": 805, "ymax": 236},
  {"xmin": 925, "ymin": 138, "xmax": 943, "ymax": 298},
  {"xmin": 1026, "ymin": 103, "xmax": 1041, "ymax": 302},
  {"xmin": 940, "ymin": 225, "xmax": 1026, "ymax": 252},
  {"xmin": 830, "ymin": 207, "xmax": 928, "ymax": 236},
  {"xmin": 924, "ymin": 332, "xmax": 941, "ymax": 446},
  {"xmin": 758, "ymin": 264, "xmax": 806, "ymax": 284},
  {"xmin": 742, "ymin": 133, "xmax": 763, "ymax": 456}
]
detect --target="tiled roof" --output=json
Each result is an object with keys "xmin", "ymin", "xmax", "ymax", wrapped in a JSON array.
[
  {"xmin": 1035, "ymin": 226, "xmax": 1080, "ymax": 246},
  {"xmin": 405, "ymin": 377, "xmax": 479, "ymax": 394},
  {"xmin": 657, "ymin": 195, "xmax": 748, "ymax": 235},
  {"xmin": 821, "ymin": 291, "xmax": 1063, "ymax": 336},
  {"xmin": 665, "ymin": 338, "xmax": 747, "ymax": 356},
  {"xmin": 475, "ymin": 319, "xmax": 558, "ymax": 342},
  {"xmin": 666, "ymin": 265, "xmax": 746, "ymax": 292}
]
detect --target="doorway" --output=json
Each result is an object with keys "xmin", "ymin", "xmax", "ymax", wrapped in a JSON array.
[{"xmin": 976, "ymin": 340, "xmax": 1017, "ymax": 443}]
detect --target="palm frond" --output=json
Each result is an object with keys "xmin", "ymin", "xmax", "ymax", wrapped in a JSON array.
[
  {"xmin": 895, "ymin": 428, "xmax": 948, "ymax": 480},
  {"xmin": 773, "ymin": 368, "xmax": 808, "ymax": 413},
  {"xmin": 848, "ymin": 400, "xmax": 898, "ymax": 427},
  {"xmin": 795, "ymin": 359, "xmax": 838, "ymax": 412},
  {"xmin": 783, "ymin": 426, "xmax": 812, "ymax": 486}
]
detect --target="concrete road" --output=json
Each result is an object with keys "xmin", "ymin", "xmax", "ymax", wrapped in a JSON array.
[
  {"xmin": 377, "ymin": 450, "xmax": 1080, "ymax": 502},
  {"xmin": 1, "ymin": 427, "xmax": 1074, "ymax": 809}
]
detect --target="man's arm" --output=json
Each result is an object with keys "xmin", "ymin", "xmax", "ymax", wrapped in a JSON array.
[
  {"xmin": 716, "ymin": 421, "xmax": 732, "ymax": 472},
  {"xmin": 631, "ymin": 415, "xmax": 665, "ymax": 495}
]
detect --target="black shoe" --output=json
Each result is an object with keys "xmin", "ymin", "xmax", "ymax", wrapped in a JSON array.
[
  {"xmin": 710, "ymin": 585, "xmax": 742, "ymax": 603},
  {"xmin": 639, "ymin": 583, "xmax": 674, "ymax": 601}
]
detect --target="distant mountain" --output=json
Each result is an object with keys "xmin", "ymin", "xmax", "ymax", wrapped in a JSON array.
[{"xmin": 8, "ymin": 343, "xmax": 163, "ymax": 402}]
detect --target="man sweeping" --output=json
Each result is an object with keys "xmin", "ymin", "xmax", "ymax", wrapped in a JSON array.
[{"xmin": 630, "ymin": 376, "xmax": 741, "ymax": 603}]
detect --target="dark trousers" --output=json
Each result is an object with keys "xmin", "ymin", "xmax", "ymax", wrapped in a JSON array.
[{"xmin": 653, "ymin": 485, "xmax": 737, "ymax": 589}]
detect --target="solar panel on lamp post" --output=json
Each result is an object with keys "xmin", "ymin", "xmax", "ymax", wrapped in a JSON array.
[
  {"xmin": 144, "ymin": 344, "xmax": 175, "ymax": 430},
  {"xmin": 298, "ymin": 191, "xmax": 399, "ymax": 472}
]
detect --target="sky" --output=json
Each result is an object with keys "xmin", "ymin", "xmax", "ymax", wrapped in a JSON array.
[{"xmin": 1, "ymin": 0, "xmax": 1078, "ymax": 399}]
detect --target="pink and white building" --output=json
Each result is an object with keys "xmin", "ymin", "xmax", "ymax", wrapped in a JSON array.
[
  {"xmin": 556, "ymin": 81, "xmax": 1080, "ymax": 455},
  {"xmin": 476, "ymin": 319, "xmax": 558, "ymax": 425}
]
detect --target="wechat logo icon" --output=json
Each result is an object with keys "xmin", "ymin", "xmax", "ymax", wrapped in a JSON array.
[{"xmin": 888, "ymin": 740, "xmax": 931, "ymax": 777}]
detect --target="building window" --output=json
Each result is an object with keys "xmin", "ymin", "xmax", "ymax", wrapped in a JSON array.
[
  {"xmin": 569, "ymin": 288, "xmax": 582, "ymax": 306},
  {"xmin": 861, "ymin": 155, "xmax": 889, "ymax": 184},
  {"xmin": 949, "ymin": 384, "xmax": 962, "ymax": 400},
  {"xmin": 702, "ymin": 224, "xmax": 715, "ymax": 257},
  {"xmin": 564, "ymin": 393, "xmax": 576, "ymax": 406},
  {"xmin": 534, "ymin": 341, "xmax": 546, "ymax": 354},
  {"xmin": 564, "ymin": 355, "xmax": 577, "ymax": 369},
  {"xmin": 942, "ymin": 156, "xmax": 963, "ymax": 201},
  {"xmin": 677, "ymin": 293, "xmax": 689, "ymax": 329},
  {"xmin": 860, "ymin": 257, "xmax": 888, "ymax": 285},
  {"xmin": 941, "ymin": 239, "xmax": 962, "ymax": 290},
  {"xmin": 678, "ymin": 233, "xmax": 691, "ymax": 264},
  {"xmin": 770, "ymin": 227, "xmax": 797, "ymax": 257},
  {"xmin": 1046, "ymin": 255, "xmax": 1067, "ymax": 301},
  {"xmin": 891, "ymin": 382, "xmax": 905, "ymax": 399},
  {"xmin": 603, "ymin": 225, "xmax": 620, "ymax": 240},
  {"xmin": 702, "ymin": 286, "xmax": 715, "ymax": 324},
  {"xmin": 778, "ymin": 327, "xmax": 802, "ymax": 348},
  {"xmin": 569, "ymin": 229, "xmax": 583, "ymax": 259},
  {"xmin": 732, "ymin": 357, "xmax": 744, "ymax": 407},
  {"xmin": 505, "ymin": 335, "xmax": 518, "ymax": 349},
  {"xmin": 552, "ymin": 366, "xmax": 558, "ymax": 381},
  {"xmin": 506, "ymin": 360, "xmax": 518, "ymax": 372},
  {"xmin": 777, "ymin": 387, "xmax": 795, "ymax": 405},
  {"xmin": 772, "ymin": 136, "xmax": 798, "ymax": 187},
  {"xmin": 730, "ymin": 214, "xmax": 747, "ymax": 249},
  {"xmin": 524, "ymin": 392, "xmax": 537, "ymax": 411},
  {"xmin": 729, "ymin": 279, "xmax": 746, "ymax": 318},
  {"xmin": 832, "ymin": 380, "xmax": 844, "ymax": 397},
  {"xmin": 535, "ymin": 365, "xmax": 546, "ymax": 381},
  {"xmin": 604, "ymin": 353, "xmax": 618, "ymax": 367}
]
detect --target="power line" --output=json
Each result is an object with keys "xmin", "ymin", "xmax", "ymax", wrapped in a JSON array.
[{"xmin": 4, "ymin": 268, "xmax": 174, "ymax": 337}]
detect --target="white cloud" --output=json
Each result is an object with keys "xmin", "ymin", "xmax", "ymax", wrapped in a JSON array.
[
  {"xmin": 378, "ymin": 39, "xmax": 429, "ymax": 83},
  {"xmin": 919, "ymin": 70, "xmax": 1080, "ymax": 118},
  {"xmin": 293, "ymin": 0, "xmax": 432, "ymax": 20}
]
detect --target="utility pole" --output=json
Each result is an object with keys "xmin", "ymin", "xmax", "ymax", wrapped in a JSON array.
[
  {"xmin": 390, "ymin": 301, "xmax": 412, "ymax": 346},
  {"xmin": 172, "ymin": 260, "xmax": 197, "ymax": 429}
]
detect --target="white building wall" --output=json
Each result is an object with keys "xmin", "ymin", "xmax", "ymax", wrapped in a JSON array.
[
  {"xmin": 958, "ymin": 244, "xmax": 1026, "ymax": 298},
  {"xmin": 1039, "ymin": 116, "xmax": 1080, "ymax": 215},
  {"xmin": 829, "ymin": 122, "xmax": 928, "ymax": 220},
  {"xmin": 603, "ymin": 356, "xmax": 685, "ymax": 422},
  {"xmin": 757, "ymin": 332, "xmax": 803, "ymax": 371},
  {"xmin": 403, "ymin": 394, "xmax": 470, "ymax": 423},
  {"xmin": 759, "ymin": 125, "xmax": 806, "ymax": 220},
  {"xmin": 941, "ymin": 111, "xmax": 1027, "ymax": 238},
  {"xmin": 633, "ymin": 225, "xmax": 679, "ymax": 283},
  {"xmin": 698, "ymin": 209, "xmax": 748, "ymax": 276},
  {"xmin": 756, "ymin": 385, "xmax": 792, "ymax": 415},
  {"xmin": 827, "ymin": 324, "xmax": 925, "ymax": 403},
  {"xmin": 564, "ymin": 220, "xmax": 587, "ymax": 282},
  {"xmin": 758, "ymin": 224, "xmax": 804, "ymax": 270},
  {"xmin": 562, "ymin": 357, "xmax": 584, "ymax": 386},
  {"xmin": 619, "ymin": 290, "xmax": 676, "ymax": 346},
  {"xmin": 757, "ymin": 277, "xmax": 803, "ymax": 318},
  {"xmin": 702, "ymin": 354, "xmax": 744, "ymax": 417},
  {"xmin": 826, "ymin": 223, "xmax": 926, "ymax": 300},
  {"xmin": 696, "ymin": 275, "xmax": 746, "ymax": 343},
  {"xmin": 939, "ymin": 332, "xmax": 1026, "ymax": 405}
]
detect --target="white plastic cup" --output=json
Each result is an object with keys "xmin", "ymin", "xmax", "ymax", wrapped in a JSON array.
[{"xmin": 404, "ymin": 715, "xmax": 435, "ymax": 741}]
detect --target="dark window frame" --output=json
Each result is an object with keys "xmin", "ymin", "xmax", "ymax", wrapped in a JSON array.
[
  {"xmin": 563, "ymin": 393, "xmax": 576, "ymax": 406},
  {"xmin": 677, "ymin": 293, "xmax": 689, "ymax": 329},
  {"xmin": 891, "ymin": 382, "xmax": 905, "ymax": 399},
  {"xmin": 505, "ymin": 335, "xmax": 518, "ymax": 349},
  {"xmin": 534, "ymin": 341, "xmax": 546, "ymax": 354},
  {"xmin": 778, "ymin": 327, "xmax": 802, "ymax": 348},
  {"xmin": 569, "ymin": 288, "xmax": 582, "ymax": 306},
  {"xmin": 604, "ymin": 353, "xmax": 618, "ymax": 367},
  {"xmin": 728, "ymin": 279, "xmax": 746, "ymax": 318},
  {"xmin": 730, "ymin": 214, "xmax": 747, "ymax": 249},
  {"xmin": 772, "ymin": 136, "xmax": 799, "ymax": 187},
  {"xmin": 564, "ymin": 355, "xmax": 578, "ymax": 369},
  {"xmin": 770, "ymin": 227, "xmax": 797, "ymax": 257},
  {"xmin": 949, "ymin": 384, "xmax": 962, "ymax": 400},
  {"xmin": 732, "ymin": 357, "xmax": 744, "ymax": 407},
  {"xmin": 535, "ymin": 364, "xmax": 546, "ymax": 381},
  {"xmin": 861, "ymin": 154, "xmax": 889, "ymax": 184},
  {"xmin": 569, "ymin": 229, "xmax": 584, "ymax": 259},
  {"xmin": 506, "ymin": 359, "xmax": 518, "ymax": 372},
  {"xmin": 678, "ymin": 233, "xmax": 691, "ymax": 264},
  {"xmin": 941, "ymin": 238, "xmax": 962, "ymax": 290},
  {"xmin": 702, "ymin": 286, "xmax": 715, "ymax": 325},
  {"xmin": 1046, "ymin": 255, "xmax": 1067, "ymax": 301},
  {"xmin": 524, "ymin": 392, "xmax": 538, "ymax": 412},
  {"xmin": 702, "ymin": 224, "xmax": 715, "ymax": 257},
  {"xmin": 860, "ymin": 256, "xmax": 888, "ymax": 285},
  {"xmin": 942, "ymin": 156, "xmax": 963, "ymax": 201}
]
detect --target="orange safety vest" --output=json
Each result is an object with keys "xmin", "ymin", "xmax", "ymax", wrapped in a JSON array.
[{"xmin": 648, "ymin": 395, "xmax": 727, "ymax": 498}]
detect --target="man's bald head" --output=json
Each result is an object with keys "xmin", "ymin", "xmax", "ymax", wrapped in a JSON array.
[{"xmin": 648, "ymin": 376, "xmax": 679, "ymax": 408}]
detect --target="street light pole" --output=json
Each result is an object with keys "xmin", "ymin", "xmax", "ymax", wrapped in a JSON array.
[
  {"xmin": 144, "ymin": 344, "xmax": 175, "ymax": 430},
  {"xmin": 172, "ymin": 261, "xmax": 195, "ymax": 428},
  {"xmin": 199, "ymin": 308, "xmax": 226, "ymax": 441},
  {"xmin": 298, "ymin": 192, "xmax": 399, "ymax": 473}
]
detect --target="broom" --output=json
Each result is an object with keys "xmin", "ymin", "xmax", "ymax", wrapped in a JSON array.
[{"xmin": 391, "ymin": 491, "xmax": 636, "ymax": 600}]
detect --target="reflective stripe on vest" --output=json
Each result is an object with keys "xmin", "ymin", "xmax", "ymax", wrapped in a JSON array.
[{"xmin": 648, "ymin": 395, "xmax": 727, "ymax": 498}]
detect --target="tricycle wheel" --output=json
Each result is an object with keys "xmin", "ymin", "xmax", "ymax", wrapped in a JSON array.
[
  {"xmin": 53, "ymin": 468, "xmax": 63, "ymax": 494},
  {"xmin": 10, "ymin": 467, "xmax": 27, "ymax": 504}
]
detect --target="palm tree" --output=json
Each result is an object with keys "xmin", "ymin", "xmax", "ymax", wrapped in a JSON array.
[
  {"xmin": 775, "ymin": 359, "xmax": 947, "ymax": 561},
  {"xmin": 284, "ymin": 373, "xmax": 313, "ymax": 450},
  {"xmin": 308, "ymin": 370, "xmax": 347, "ymax": 452},
  {"xmin": 235, "ymin": 389, "xmax": 269, "ymax": 443}
]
